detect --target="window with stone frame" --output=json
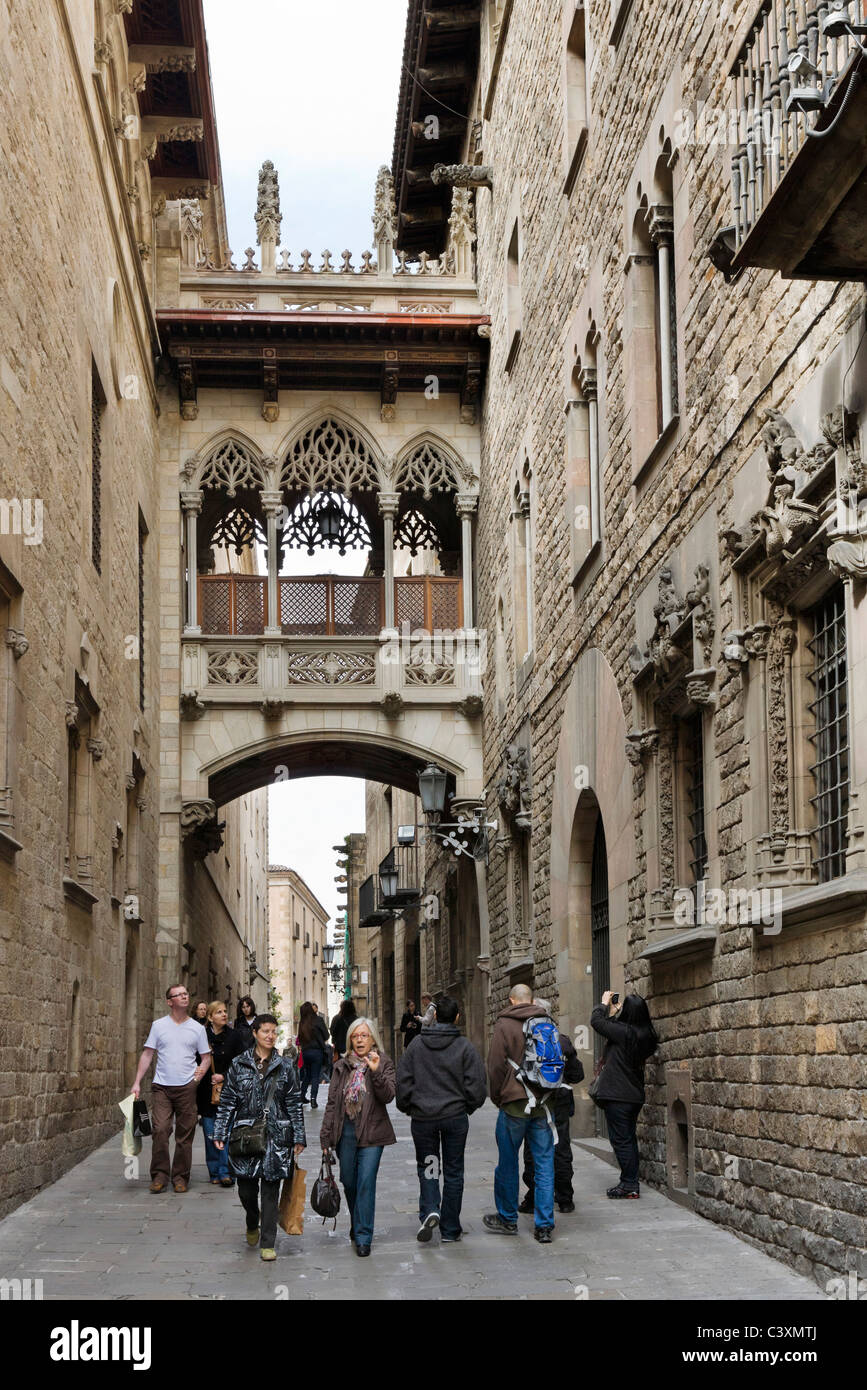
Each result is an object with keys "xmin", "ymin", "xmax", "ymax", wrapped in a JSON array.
[
  {"xmin": 722, "ymin": 403, "xmax": 863, "ymax": 893},
  {"xmin": 562, "ymin": 1, "xmax": 589, "ymax": 195},
  {"xmin": 628, "ymin": 560, "xmax": 717, "ymax": 938},
  {"xmin": 0, "ymin": 565, "xmax": 26, "ymax": 852},
  {"xmin": 625, "ymin": 144, "xmax": 678, "ymax": 479},
  {"xmin": 505, "ymin": 217, "xmax": 522, "ymax": 372},
  {"xmin": 567, "ymin": 320, "xmax": 602, "ymax": 580},
  {"xmin": 91, "ymin": 359, "xmax": 106, "ymax": 576},
  {"xmin": 64, "ymin": 681, "xmax": 101, "ymax": 906},
  {"xmin": 807, "ymin": 586, "xmax": 850, "ymax": 884},
  {"xmin": 511, "ymin": 458, "xmax": 535, "ymax": 670}
]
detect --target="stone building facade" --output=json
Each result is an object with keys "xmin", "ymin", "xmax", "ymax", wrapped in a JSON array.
[
  {"xmin": 391, "ymin": 0, "xmax": 867, "ymax": 1285},
  {"xmin": 268, "ymin": 865, "xmax": 330, "ymax": 1036},
  {"xmin": 0, "ymin": 0, "xmax": 266, "ymax": 1218}
]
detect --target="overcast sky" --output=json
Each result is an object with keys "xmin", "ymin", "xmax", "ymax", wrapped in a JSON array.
[
  {"xmin": 204, "ymin": 0, "xmax": 409, "ymax": 267},
  {"xmin": 203, "ymin": 0, "xmax": 408, "ymax": 935}
]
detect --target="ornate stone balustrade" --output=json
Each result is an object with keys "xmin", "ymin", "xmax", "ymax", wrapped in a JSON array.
[{"xmin": 180, "ymin": 632, "xmax": 485, "ymax": 709}]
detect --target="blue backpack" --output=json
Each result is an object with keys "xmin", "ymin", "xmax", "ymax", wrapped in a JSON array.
[{"xmin": 508, "ymin": 1015, "xmax": 570, "ymax": 1136}]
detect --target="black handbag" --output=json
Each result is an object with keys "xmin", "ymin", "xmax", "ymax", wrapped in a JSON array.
[
  {"xmin": 132, "ymin": 1099, "xmax": 151, "ymax": 1138},
  {"xmin": 228, "ymin": 1070, "xmax": 280, "ymax": 1163},
  {"xmin": 310, "ymin": 1150, "xmax": 341, "ymax": 1228},
  {"xmin": 588, "ymin": 1058, "xmax": 605, "ymax": 1107}
]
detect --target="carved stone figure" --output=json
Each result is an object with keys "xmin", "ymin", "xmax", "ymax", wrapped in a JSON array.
[
  {"xmin": 431, "ymin": 164, "xmax": 493, "ymax": 190},
  {"xmin": 496, "ymin": 744, "xmax": 531, "ymax": 829}
]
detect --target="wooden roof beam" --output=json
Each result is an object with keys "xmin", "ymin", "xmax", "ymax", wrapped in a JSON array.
[
  {"xmin": 425, "ymin": 8, "xmax": 481, "ymax": 33},
  {"xmin": 127, "ymin": 43, "xmax": 197, "ymax": 73}
]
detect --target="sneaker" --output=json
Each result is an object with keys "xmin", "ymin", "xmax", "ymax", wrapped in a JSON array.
[
  {"xmin": 517, "ymin": 1195, "xmax": 534, "ymax": 1214},
  {"xmin": 534, "ymin": 1226, "xmax": 554, "ymax": 1244},
  {"xmin": 260, "ymin": 1247, "xmax": 277, "ymax": 1262},
  {"xmin": 245, "ymin": 1228, "xmax": 260, "ymax": 1247},
  {"xmin": 417, "ymin": 1212, "xmax": 440, "ymax": 1243},
  {"xmin": 441, "ymin": 1230, "xmax": 463, "ymax": 1243},
  {"xmin": 482, "ymin": 1213, "xmax": 518, "ymax": 1234},
  {"xmin": 607, "ymin": 1184, "xmax": 640, "ymax": 1199},
  {"xmin": 558, "ymin": 1200, "xmax": 575, "ymax": 1213}
]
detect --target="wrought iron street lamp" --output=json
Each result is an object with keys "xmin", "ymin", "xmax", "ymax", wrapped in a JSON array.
[
  {"xmin": 416, "ymin": 763, "xmax": 498, "ymax": 861},
  {"xmin": 418, "ymin": 762, "xmax": 448, "ymax": 823}
]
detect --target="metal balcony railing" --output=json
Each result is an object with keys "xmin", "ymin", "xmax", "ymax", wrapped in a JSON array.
[
  {"xmin": 730, "ymin": 1, "xmax": 865, "ymax": 249},
  {"xmin": 378, "ymin": 844, "xmax": 420, "ymax": 906},
  {"xmin": 197, "ymin": 574, "xmax": 463, "ymax": 636}
]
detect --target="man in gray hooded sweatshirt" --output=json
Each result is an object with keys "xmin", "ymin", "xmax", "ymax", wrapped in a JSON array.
[{"xmin": 396, "ymin": 995, "xmax": 487, "ymax": 1244}]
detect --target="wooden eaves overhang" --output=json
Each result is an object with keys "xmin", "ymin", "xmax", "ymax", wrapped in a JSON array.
[
  {"xmin": 392, "ymin": 1, "xmax": 481, "ymax": 258},
  {"xmin": 157, "ymin": 308, "xmax": 490, "ymax": 417},
  {"xmin": 124, "ymin": 0, "xmax": 222, "ymax": 197}
]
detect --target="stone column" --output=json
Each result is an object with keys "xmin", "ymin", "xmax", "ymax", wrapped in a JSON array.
[
  {"xmin": 261, "ymin": 490, "xmax": 283, "ymax": 637},
  {"xmin": 181, "ymin": 489, "xmax": 203, "ymax": 634},
  {"xmin": 456, "ymin": 494, "xmax": 477, "ymax": 629},
  {"xmin": 579, "ymin": 366, "xmax": 600, "ymax": 544},
  {"xmin": 379, "ymin": 492, "xmax": 399, "ymax": 631},
  {"xmin": 649, "ymin": 205, "xmax": 675, "ymax": 430}
]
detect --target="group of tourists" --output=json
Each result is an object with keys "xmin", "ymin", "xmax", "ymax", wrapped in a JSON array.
[{"xmin": 130, "ymin": 980, "xmax": 657, "ymax": 1260}]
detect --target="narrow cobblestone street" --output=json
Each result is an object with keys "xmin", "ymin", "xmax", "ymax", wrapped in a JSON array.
[{"xmin": 0, "ymin": 1101, "xmax": 828, "ymax": 1302}]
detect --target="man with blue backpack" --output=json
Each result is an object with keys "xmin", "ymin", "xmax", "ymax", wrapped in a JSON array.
[{"xmin": 484, "ymin": 984, "xmax": 570, "ymax": 1243}]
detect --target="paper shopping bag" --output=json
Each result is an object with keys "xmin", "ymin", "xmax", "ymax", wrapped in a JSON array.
[
  {"xmin": 118, "ymin": 1094, "xmax": 142, "ymax": 1158},
  {"xmin": 279, "ymin": 1164, "xmax": 306, "ymax": 1235}
]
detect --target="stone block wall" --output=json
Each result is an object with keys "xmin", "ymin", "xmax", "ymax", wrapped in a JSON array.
[
  {"xmin": 468, "ymin": 0, "xmax": 866, "ymax": 1283},
  {"xmin": 0, "ymin": 0, "xmax": 162, "ymax": 1214}
]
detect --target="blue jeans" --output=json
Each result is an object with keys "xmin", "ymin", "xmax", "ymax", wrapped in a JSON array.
[
  {"xmin": 301, "ymin": 1048, "xmax": 324, "ymax": 1102},
  {"xmin": 202, "ymin": 1116, "xmax": 230, "ymax": 1180},
  {"xmin": 494, "ymin": 1108, "xmax": 555, "ymax": 1229},
  {"xmin": 336, "ymin": 1118, "xmax": 383, "ymax": 1246},
  {"xmin": 411, "ymin": 1113, "xmax": 469, "ymax": 1239}
]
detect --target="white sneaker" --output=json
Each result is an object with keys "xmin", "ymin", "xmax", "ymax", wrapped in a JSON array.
[{"xmin": 417, "ymin": 1212, "xmax": 440, "ymax": 1242}]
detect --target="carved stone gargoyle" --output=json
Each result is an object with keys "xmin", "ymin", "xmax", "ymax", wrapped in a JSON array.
[
  {"xmin": 431, "ymin": 163, "xmax": 493, "ymax": 190},
  {"xmin": 496, "ymin": 743, "xmax": 531, "ymax": 832}
]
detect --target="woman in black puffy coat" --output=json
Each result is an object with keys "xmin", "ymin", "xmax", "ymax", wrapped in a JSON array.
[{"xmin": 214, "ymin": 1014, "xmax": 306, "ymax": 1261}]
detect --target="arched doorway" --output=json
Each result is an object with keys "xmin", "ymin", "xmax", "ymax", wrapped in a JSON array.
[{"xmin": 590, "ymin": 815, "xmax": 610, "ymax": 1138}]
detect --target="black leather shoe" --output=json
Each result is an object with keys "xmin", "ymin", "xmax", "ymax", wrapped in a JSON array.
[
  {"xmin": 310, "ymin": 1099, "xmax": 318, "ymax": 1109},
  {"xmin": 355, "ymin": 1243, "xmax": 371, "ymax": 1257},
  {"xmin": 517, "ymin": 1196, "xmax": 534, "ymax": 1214},
  {"xmin": 558, "ymin": 1201, "xmax": 575, "ymax": 1213},
  {"xmin": 534, "ymin": 1227, "xmax": 554, "ymax": 1244}
]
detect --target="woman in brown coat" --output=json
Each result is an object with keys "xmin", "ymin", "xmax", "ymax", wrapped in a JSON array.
[{"xmin": 319, "ymin": 1017, "xmax": 396, "ymax": 1258}]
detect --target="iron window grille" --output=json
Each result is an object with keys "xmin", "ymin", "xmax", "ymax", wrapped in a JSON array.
[
  {"xmin": 807, "ymin": 587, "xmax": 850, "ymax": 884},
  {"xmin": 685, "ymin": 714, "xmax": 708, "ymax": 891},
  {"xmin": 91, "ymin": 362, "xmax": 105, "ymax": 575}
]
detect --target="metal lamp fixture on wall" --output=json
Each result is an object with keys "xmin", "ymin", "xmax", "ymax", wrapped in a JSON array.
[{"xmin": 416, "ymin": 762, "xmax": 498, "ymax": 861}]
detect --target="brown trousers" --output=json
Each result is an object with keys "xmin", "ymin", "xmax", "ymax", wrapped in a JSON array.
[{"xmin": 150, "ymin": 1080, "xmax": 199, "ymax": 1183}]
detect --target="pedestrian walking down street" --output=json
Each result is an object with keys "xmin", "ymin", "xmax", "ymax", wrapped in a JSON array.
[
  {"xmin": 416, "ymin": 993, "xmax": 436, "ymax": 1029},
  {"xmin": 213, "ymin": 1014, "xmax": 306, "ymax": 1261},
  {"xmin": 590, "ymin": 992, "xmax": 658, "ymax": 1198},
  {"xmin": 297, "ymin": 1000, "xmax": 330, "ymax": 1107},
  {"xmin": 396, "ymin": 995, "xmax": 486, "ymax": 1244},
  {"xmin": 329, "ymin": 998, "xmax": 356, "ymax": 1060},
  {"xmin": 484, "ymin": 984, "xmax": 558, "ymax": 1243},
  {"xmin": 519, "ymin": 1000, "xmax": 583, "ymax": 1215},
  {"xmin": 196, "ymin": 1001, "xmax": 244, "ymax": 1187},
  {"xmin": 319, "ymin": 1017, "xmax": 396, "ymax": 1258},
  {"xmin": 131, "ymin": 985, "xmax": 212, "ymax": 1194},
  {"xmin": 233, "ymin": 996, "xmax": 257, "ymax": 1051},
  {"xmin": 399, "ymin": 999, "xmax": 423, "ymax": 1052}
]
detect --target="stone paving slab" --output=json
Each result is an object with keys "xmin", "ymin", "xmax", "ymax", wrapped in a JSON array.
[{"xmin": 0, "ymin": 1100, "xmax": 828, "ymax": 1301}]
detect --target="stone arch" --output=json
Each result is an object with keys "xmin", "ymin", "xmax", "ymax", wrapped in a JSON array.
[
  {"xmin": 182, "ymin": 431, "xmax": 271, "ymax": 495},
  {"xmin": 549, "ymin": 648, "xmax": 634, "ymax": 1053},
  {"xmin": 181, "ymin": 712, "xmax": 480, "ymax": 807},
  {"xmin": 278, "ymin": 409, "xmax": 385, "ymax": 495},
  {"xmin": 392, "ymin": 432, "xmax": 475, "ymax": 498}
]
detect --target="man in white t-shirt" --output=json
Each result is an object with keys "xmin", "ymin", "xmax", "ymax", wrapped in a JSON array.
[{"xmin": 132, "ymin": 984, "xmax": 212, "ymax": 1193}]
